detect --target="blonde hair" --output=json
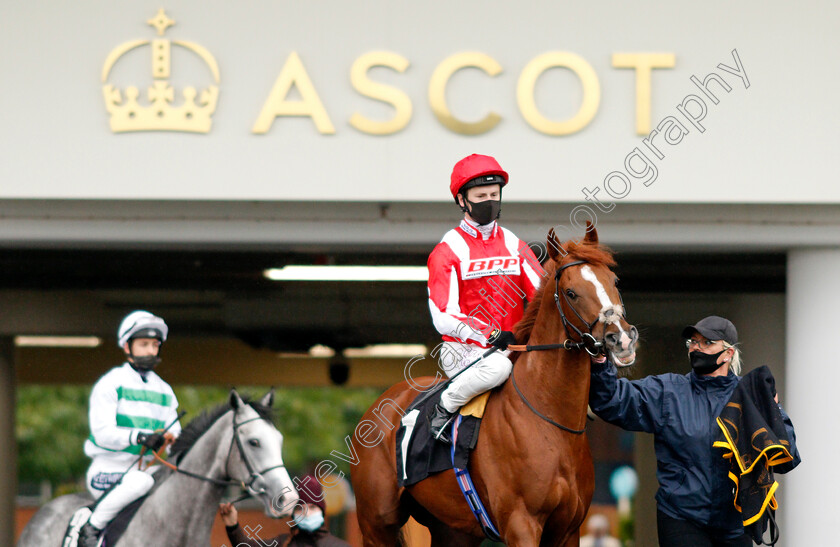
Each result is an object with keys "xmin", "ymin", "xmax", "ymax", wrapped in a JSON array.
[{"xmin": 722, "ymin": 341, "xmax": 741, "ymax": 375}]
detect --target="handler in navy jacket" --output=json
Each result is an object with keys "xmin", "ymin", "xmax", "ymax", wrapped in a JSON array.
[{"xmin": 589, "ymin": 316, "xmax": 799, "ymax": 547}]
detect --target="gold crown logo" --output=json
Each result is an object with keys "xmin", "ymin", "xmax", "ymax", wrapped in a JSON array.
[{"xmin": 102, "ymin": 9, "xmax": 220, "ymax": 133}]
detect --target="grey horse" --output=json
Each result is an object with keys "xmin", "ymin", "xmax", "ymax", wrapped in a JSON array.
[{"xmin": 17, "ymin": 389, "xmax": 300, "ymax": 546}]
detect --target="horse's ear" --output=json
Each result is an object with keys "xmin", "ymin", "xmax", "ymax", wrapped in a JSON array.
[
  {"xmin": 260, "ymin": 388, "xmax": 275, "ymax": 408},
  {"xmin": 582, "ymin": 221, "xmax": 599, "ymax": 245},
  {"xmin": 229, "ymin": 389, "xmax": 244, "ymax": 410},
  {"xmin": 546, "ymin": 228, "xmax": 565, "ymax": 261}
]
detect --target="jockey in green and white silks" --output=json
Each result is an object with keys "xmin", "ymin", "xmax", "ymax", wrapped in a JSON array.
[{"xmin": 79, "ymin": 310, "xmax": 181, "ymax": 547}]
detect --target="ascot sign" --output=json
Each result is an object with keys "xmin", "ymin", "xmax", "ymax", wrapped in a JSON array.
[{"xmin": 104, "ymin": 10, "xmax": 675, "ymax": 137}]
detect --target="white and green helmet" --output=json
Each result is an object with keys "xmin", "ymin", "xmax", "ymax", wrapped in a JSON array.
[{"xmin": 117, "ymin": 310, "xmax": 168, "ymax": 348}]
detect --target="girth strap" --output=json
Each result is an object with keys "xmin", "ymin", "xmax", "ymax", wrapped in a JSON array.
[{"xmin": 449, "ymin": 416, "xmax": 504, "ymax": 542}]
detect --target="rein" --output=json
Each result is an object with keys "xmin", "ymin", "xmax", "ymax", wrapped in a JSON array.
[
  {"xmin": 510, "ymin": 362, "xmax": 586, "ymax": 434},
  {"xmin": 507, "ymin": 339, "xmax": 596, "ymax": 353},
  {"xmin": 146, "ymin": 414, "xmax": 286, "ymax": 505},
  {"xmin": 150, "ymin": 449, "xmax": 239, "ymax": 488}
]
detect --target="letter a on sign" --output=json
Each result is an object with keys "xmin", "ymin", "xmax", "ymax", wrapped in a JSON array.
[{"xmin": 252, "ymin": 51, "xmax": 336, "ymax": 135}]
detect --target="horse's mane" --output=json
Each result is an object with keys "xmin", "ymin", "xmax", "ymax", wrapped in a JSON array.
[
  {"xmin": 169, "ymin": 397, "xmax": 273, "ymax": 464},
  {"xmin": 512, "ymin": 239, "xmax": 616, "ymax": 352}
]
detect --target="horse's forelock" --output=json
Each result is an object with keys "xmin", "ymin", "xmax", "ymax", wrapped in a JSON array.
[
  {"xmin": 561, "ymin": 239, "xmax": 616, "ymax": 270},
  {"xmin": 243, "ymin": 399, "xmax": 273, "ymax": 422}
]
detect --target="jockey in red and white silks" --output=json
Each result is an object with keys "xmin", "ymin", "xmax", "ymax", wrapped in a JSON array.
[{"xmin": 426, "ymin": 154, "xmax": 543, "ymax": 442}]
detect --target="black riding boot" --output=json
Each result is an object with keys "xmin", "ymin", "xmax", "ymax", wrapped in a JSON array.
[
  {"xmin": 78, "ymin": 521, "xmax": 102, "ymax": 547},
  {"xmin": 429, "ymin": 403, "xmax": 455, "ymax": 444}
]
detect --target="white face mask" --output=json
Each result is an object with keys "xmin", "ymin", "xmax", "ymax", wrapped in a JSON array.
[{"xmin": 295, "ymin": 508, "xmax": 324, "ymax": 532}]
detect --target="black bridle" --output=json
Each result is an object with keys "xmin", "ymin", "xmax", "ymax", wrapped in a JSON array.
[
  {"xmin": 553, "ymin": 259, "xmax": 626, "ymax": 356},
  {"xmin": 554, "ymin": 260, "xmax": 602, "ymax": 356},
  {"xmin": 225, "ymin": 415, "xmax": 288, "ymax": 499},
  {"xmin": 510, "ymin": 259, "xmax": 628, "ymax": 435},
  {"xmin": 150, "ymin": 410, "xmax": 287, "ymax": 505}
]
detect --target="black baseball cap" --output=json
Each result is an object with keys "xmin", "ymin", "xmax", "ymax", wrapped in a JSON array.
[{"xmin": 681, "ymin": 316, "xmax": 738, "ymax": 345}]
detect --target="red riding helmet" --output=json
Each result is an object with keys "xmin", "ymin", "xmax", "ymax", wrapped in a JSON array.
[{"xmin": 449, "ymin": 154, "xmax": 509, "ymax": 200}]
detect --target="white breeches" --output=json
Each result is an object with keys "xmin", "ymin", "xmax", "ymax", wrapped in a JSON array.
[
  {"xmin": 438, "ymin": 342, "xmax": 512, "ymax": 412},
  {"xmin": 86, "ymin": 458, "xmax": 155, "ymax": 529}
]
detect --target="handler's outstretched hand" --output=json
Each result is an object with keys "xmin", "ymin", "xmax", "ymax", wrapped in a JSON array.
[{"xmin": 219, "ymin": 502, "xmax": 238, "ymax": 527}]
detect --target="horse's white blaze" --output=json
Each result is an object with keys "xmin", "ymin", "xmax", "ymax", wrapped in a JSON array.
[{"xmin": 581, "ymin": 266, "xmax": 625, "ymax": 327}]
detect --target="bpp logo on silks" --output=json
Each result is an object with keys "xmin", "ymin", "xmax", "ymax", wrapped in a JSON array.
[{"xmin": 461, "ymin": 257, "xmax": 521, "ymax": 280}]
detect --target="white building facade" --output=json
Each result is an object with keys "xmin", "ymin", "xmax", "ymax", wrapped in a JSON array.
[{"xmin": 2, "ymin": 1, "xmax": 836, "ymax": 544}]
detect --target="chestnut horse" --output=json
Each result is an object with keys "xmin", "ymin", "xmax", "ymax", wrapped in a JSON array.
[{"xmin": 351, "ymin": 226, "xmax": 638, "ymax": 547}]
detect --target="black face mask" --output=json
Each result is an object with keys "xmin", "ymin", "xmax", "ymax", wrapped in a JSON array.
[
  {"xmin": 129, "ymin": 354, "xmax": 161, "ymax": 372},
  {"xmin": 689, "ymin": 349, "xmax": 725, "ymax": 375},
  {"xmin": 465, "ymin": 198, "xmax": 501, "ymax": 225}
]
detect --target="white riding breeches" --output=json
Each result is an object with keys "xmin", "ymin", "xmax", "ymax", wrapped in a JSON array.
[
  {"xmin": 86, "ymin": 458, "xmax": 155, "ymax": 529},
  {"xmin": 438, "ymin": 342, "xmax": 512, "ymax": 413}
]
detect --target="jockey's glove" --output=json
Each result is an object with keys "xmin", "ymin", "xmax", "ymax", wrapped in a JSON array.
[
  {"xmin": 487, "ymin": 329, "xmax": 517, "ymax": 350},
  {"xmin": 136, "ymin": 431, "xmax": 167, "ymax": 451}
]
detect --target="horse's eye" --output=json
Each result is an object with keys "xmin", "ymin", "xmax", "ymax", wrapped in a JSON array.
[
  {"xmin": 565, "ymin": 289, "xmax": 577, "ymax": 299},
  {"xmin": 614, "ymin": 278, "xmax": 619, "ymax": 287},
  {"xmin": 248, "ymin": 439, "xmax": 261, "ymax": 448}
]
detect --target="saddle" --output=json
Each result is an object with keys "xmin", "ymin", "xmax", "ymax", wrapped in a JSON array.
[{"xmin": 395, "ymin": 383, "xmax": 489, "ymax": 487}]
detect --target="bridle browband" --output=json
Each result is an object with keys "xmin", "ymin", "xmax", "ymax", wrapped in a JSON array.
[{"xmin": 149, "ymin": 410, "xmax": 287, "ymax": 505}]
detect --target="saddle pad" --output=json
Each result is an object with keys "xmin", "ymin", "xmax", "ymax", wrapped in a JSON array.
[
  {"xmin": 62, "ymin": 506, "xmax": 92, "ymax": 547},
  {"xmin": 396, "ymin": 387, "xmax": 482, "ymax": 487},
  {"xmin": 460, "ymin": 391, "xmax": 490, "ymax": 418}
]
